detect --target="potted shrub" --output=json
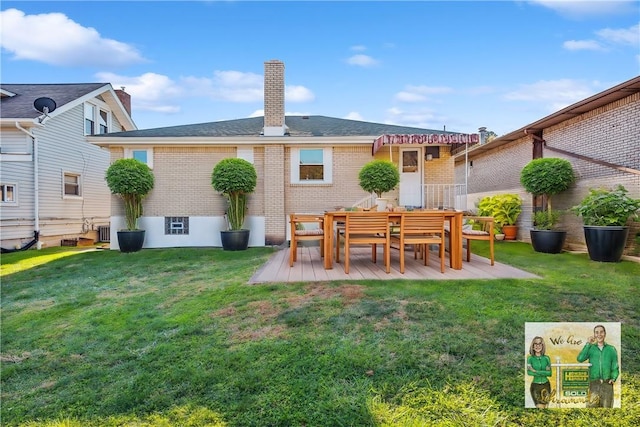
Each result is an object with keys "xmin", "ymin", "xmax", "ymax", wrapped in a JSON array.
[
  {"xmin": 571, "ymin": 185, "xmax": 640, "ymax": 262},
  {"xmin": 105, "ymin": 158, "xmax": 155, "ymax": 253},
  {"xmin": 520, "ymin": 157, "xmax": 576, "ymax": 253},
  {"xmin": 478, "ymin": 194, "xmax": 522, "ymax": 240},
  {"xmin": 211, "ymin": 158, "xmax": 257, "ymax": 251},
  {"xmin": 358, "ymin": 160, "xmax": 400, "ymax": 211}
]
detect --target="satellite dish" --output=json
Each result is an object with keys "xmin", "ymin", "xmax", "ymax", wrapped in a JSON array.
[{"xmin": 33, "ymin": 97, "xmax": 57, "ymax": 114}]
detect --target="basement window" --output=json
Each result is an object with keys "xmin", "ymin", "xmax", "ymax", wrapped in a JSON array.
[{"xmin": 165, "ymin": 217, "xmax": 189, "ymax": 235}]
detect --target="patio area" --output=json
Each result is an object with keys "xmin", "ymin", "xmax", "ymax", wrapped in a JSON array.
[{"xmin": 250, "ymin": 244, "xmax": 539, "ymax": 283}]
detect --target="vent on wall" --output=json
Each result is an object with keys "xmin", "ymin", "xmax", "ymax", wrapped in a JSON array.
[{"xmin": 98, "ymin": 226, "xmax": 110, "ymax": 242}]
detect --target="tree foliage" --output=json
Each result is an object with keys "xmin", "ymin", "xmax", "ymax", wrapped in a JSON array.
[{"xmin": 105, "ymin": 158, "xmax": 155, "ymax": 230}]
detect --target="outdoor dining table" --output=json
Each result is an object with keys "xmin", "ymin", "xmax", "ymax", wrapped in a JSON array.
[{"xmin": 322, "ymin": 209, "xmax": 464, "ymax": 270}]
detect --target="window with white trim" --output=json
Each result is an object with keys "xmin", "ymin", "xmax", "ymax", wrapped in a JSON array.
[
  {"xmin": 290, "ymin": 147, "xmax": 332, "ymax": 184},
  {"xmin": 125, "ymin": 148, "xmax": 154, "ymax": 168},
  {"xmin": 1, "ymin": 183, "xmax": 17, "ymax": 203},
  {"xmin": 84, "ymin": 102, "xmax": 110, "ymax": 135},
  {"xmin": 63, "ymin": 173, "xmax": 81, "ymax": 197}
]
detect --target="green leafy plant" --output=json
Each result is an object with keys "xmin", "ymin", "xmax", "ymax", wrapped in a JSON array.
[
  {"xmin": 105, "ymin": 158, "xmax": 155, "ymax": 230},
  {"xmin": 532, "ymin": 210, "xmax": 560, "ymax": 231},
  {"xmin": 520, "ymin": 158, "xmax": 575, "ymax": 229},
  {"xmin": 358, "ymin": 160, "xmax": 400, "ymax": 198},
  {"xmin": 211, "ymin": 158, "xmax": 257, "ymax": 230},
  {"xmin": 571, "ymin": 185, "xmax": 640, "ymax": 226},
  {"xmin": 478, "ymin": 194, "xmax": 522, "ymax": 227}
]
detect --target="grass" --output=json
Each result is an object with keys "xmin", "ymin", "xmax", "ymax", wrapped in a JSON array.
[{"xmin": 1, "ymin": 243, "xmax": 639, "ymax": 426}]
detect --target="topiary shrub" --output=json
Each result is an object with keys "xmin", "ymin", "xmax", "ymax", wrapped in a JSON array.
[
  {"xmin": 358, "ymin": 160, "xmax": 400, "ymax": 198},
  {"xmin": 105, "ymin": 158, "xmax": 155, "ymax": 230},
  {"xmin": 520, "ymin": 158, "xmax": 575, "ymax": 229},
  {"xmin": 211, "ymin": 158, "xmax": 257, "ymax": 230}
]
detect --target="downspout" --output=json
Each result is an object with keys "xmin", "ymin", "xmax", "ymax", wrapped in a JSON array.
[{"xmin": 15, "ymin": 122, "xmax": 41, "ymax": 249}]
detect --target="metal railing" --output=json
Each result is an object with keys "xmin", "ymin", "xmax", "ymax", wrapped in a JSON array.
[
  {"xmin": 423, "ymin": 184, "xmax": 467, "ymax": 211},
  {"xmin": 350, "ymin": 184, "xmax": 467, "ymax": 211}
]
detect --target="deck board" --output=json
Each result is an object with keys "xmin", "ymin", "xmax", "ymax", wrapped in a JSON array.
[{"xmin": 250, "ymin": 245, "xmax": 539, "ymax": 283}]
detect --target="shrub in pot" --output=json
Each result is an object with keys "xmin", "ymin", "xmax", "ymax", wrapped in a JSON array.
[
  {"xmin": 105, "ymin": 158, "xmax": 155, "ymax": 252},
  {"xmin": 571, "ymin": 185, "xmax": 640, "ymax": 262},
  {"xmin": 211, "ymin": 158, "xmax": 257, "ymax": 250},
  {"xmin": 478, "ymin": 194, "xmax": 522, "ymax": 240},
  {"xmin": 358, "ymin": 160, "xmax": 400, "ymax": 211},
  {"xmin": 520, "ymin": 157, "xmax": 575, "ymax": 253}
]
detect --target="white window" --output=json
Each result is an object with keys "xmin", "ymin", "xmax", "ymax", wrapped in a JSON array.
[
  {"xmin": 84, "ymin": 102, "xmax": 110, "ymax": 135},
  {"xmin": 85, "ymin": 104, "xmax": 95, "ymax": 135},
  {"xmin": 290, "ymin": 147, "xmax": 332, "ymax": 184},
  {"xmin": 124, "ymin": 148, "xmax": 154, "ymax": 168},
  {"xmin": 1, "ymin": 183, "xmax": 17, "ymax": 203},
  {"xmin": 63, "ymin": 173, "xmax": 82, "ymax": 197}
]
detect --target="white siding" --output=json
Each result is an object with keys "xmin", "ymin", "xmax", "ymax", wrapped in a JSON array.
[
  {"xmin": 0, "ymin": 130, "xmax": 31, "ymax": 154},
  {"xmin": 34, "ymin": 103, "xmax": 111, "ymax": 239}
]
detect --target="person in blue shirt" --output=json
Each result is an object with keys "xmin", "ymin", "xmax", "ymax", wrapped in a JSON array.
[{"xmin": 527, "ymin": 336, "xmax": 552, "ymax": 408}]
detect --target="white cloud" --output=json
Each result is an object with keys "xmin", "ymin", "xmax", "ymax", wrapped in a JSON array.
[
  {"xmin": 346, "ymin": 54, "xmax": 379, "ymax": 67},
  {"xmin": 394, "ymin": 85, "xmax": 453, "ymax": 102},
  {"xmin": 344, "ymin": 112, "xmax": 364, "ymax": 121},
  {"xmin": 96, "ymin": 72, "xmax": 182, "ymax": 113},
  {"xmin": 384, "ymin": 106, "xmax": 446, "ymax": 129},
  {"xmin": 528, "ymin": 0, "xmax": 637, "ymax": 17},
  {"xmin": 597, "ymin": 23, "xmax": 640, "ymax": 46},
  {"xmin": 0, "ymin": 8, "xmax": 145, "ymax": 67},
  {"xmin": 504, "ymin": 79, "xmax": 596, "ymax": 111},
  {"xmin": 286, "ymin": 85, "xmax": 315, "ymax": 102},
  {"xmin": 563, "ymin": 23, "xmax": 639, "ymax": 52},
  {"xmin": 395, "ymin": 92, "xmax": 427, "ymax": 103},
  {"xmin": 563, "ymin": 39, "xmax": 605, "ymax": 51},
  {"xmin": 96, "ymin": 68, "xmax": 315, "ymax": 114}
]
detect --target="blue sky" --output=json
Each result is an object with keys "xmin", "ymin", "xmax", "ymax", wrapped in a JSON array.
[{"xmin": 1, "ymin": 1, "xmax": 638, "ymax": 135}]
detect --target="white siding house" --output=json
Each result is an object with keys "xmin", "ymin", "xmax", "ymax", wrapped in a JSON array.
[{"xmin": 1, "ymin": 84, "xmax": 136, "ymax": 250}]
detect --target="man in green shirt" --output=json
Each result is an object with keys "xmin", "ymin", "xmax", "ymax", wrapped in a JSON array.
[{"xmin": 577, "ymin": 324, "xmax": 619, "ymax": 407}]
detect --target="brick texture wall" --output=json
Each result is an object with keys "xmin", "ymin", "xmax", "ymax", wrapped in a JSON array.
[{"xmin": 459, "ymin": 92, "xmax": 640, "ymax": 251}]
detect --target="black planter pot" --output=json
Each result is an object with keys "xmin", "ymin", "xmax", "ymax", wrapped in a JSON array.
[
  {"xmin": 530, "ymin": 230, "xmax": 567, "ymax": 254},
  {"xmin": 117, "ymin": 230, "xmax": 145, "ymax": 253},
  {"xmin": 583, "ymin": 226, "xmax": 629, "ymax": 262},
  {"xmin": 221, "ymin": 229, "xmax": 250, "ymax": 251}
]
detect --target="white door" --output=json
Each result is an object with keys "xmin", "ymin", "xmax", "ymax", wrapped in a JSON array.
[{"xmin": 399, "ymin": 148, "xmax": 423, "ymax": 207}]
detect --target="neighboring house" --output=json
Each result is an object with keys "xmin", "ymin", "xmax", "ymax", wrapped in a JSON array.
[
  {"xmin": 1, "ymin": 83, "xmax": 136, "ymax": 251},
  {"xmin": 453, "ymin": 75, "xmax": 640, "ymax": 254},
  {"xmin": 91, "ymin": 60, "xmax": 478, "ymax": 249}
]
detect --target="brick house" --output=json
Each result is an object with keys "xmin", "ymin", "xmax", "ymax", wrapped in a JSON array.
[
  {"xmin": 91, "ymin": 60, "xmax": 475, "ymax": 249},
  {"xmin": 453, "ymin": 75, "xmax": 640, "ymax": 254}
]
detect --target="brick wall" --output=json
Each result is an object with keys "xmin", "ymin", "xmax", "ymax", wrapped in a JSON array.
[
  {"xmin": 458, "ymin": 92, "xmax": 640, "ymax": 250},
  {"xmin": 264, "ymin": 60, "xmax": 285, "ymax": 129}
]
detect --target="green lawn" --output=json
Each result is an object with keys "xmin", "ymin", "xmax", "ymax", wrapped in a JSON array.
[{"xmin": 1, "ymin": 243, "xmax": 639, "ymax": 426}]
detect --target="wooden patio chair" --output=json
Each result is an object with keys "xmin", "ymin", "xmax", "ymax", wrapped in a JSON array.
[
  {"xmin": 289, "ymin": 214, "xmax": 325, "ymax": 267},
  {"xmin": 391, "ymin": 212, "xmax": 446, "ymax": 273},
  {"xmin": 343, "ymin": 212, "xmax": 391, "ymax": 274},
  {"xmin": 461, "ymin": 216, "xmax": 495, "ymax": 266}
]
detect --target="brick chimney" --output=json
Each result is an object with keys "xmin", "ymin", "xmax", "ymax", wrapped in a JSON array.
[
  {"xmin": 114, "ymin": 87, "xmax": 132, "ymax": 117},
  {"xmin": 263, "ymin": 60, "xmax": 286, "ymax": 136}
]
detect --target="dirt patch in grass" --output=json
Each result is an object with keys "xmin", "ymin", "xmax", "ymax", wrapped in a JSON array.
[
  {"xmin": 0, "ymin": 352, "xmax": 32, "ymax": 363},
  {"xmin": 217, "ymin": 284, "xmax": 366, "ymax": 344},
  {"xmin": 286, "ymin": 283, "xmax": 365, "ymax": 307}
]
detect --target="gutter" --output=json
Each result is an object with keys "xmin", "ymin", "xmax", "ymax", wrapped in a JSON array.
[{"xmin": 13, "ymin": 122, "xmax": 41, "ymax": 250}]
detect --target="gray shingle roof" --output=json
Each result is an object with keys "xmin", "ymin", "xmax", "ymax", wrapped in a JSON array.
[
  {"xmin": 1, "ymin": 83, "xmax": 107, "ymax": 119},
  {"xmin": 96, "ymin": 115, "xmax": 452, "ymax": 138}
]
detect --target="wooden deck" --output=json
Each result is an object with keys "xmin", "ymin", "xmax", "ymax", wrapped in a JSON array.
[{"xmin": 250, "ymin": 245, "xmax": 539, "ymax": 283}]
